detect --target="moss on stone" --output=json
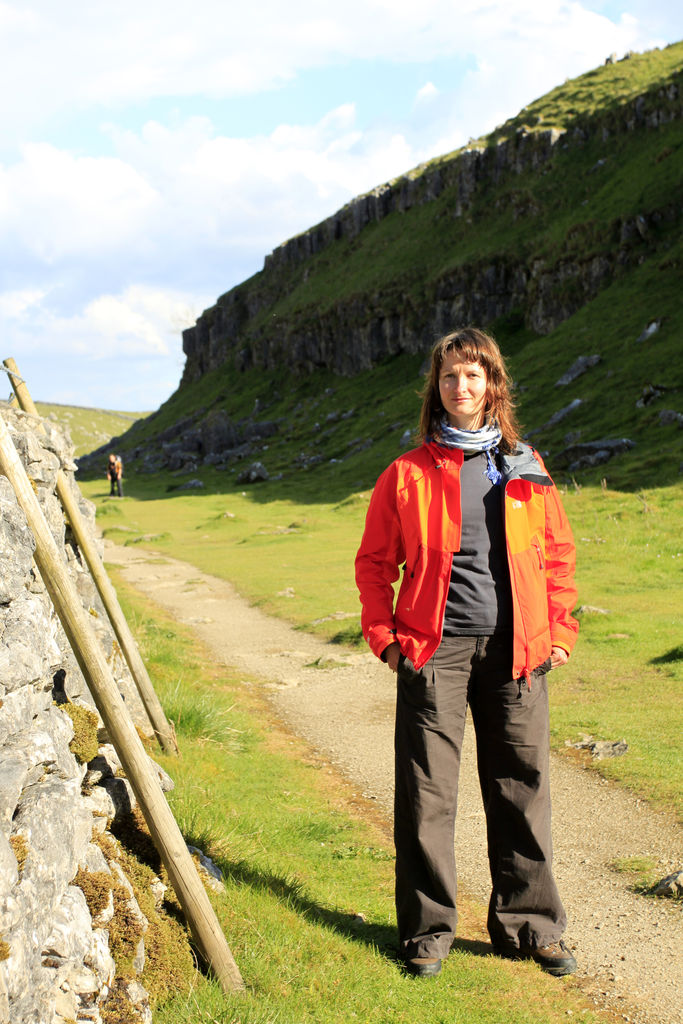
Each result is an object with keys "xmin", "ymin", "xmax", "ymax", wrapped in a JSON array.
[
  {"xmin": 96, "ymin": 815, "xmax": 196, "ymax": 1006},
  {"xmin": 0, "ymin": 936, "xmax": 10, "ymax": 960},
  {"xmin": 73, "ymin": 867, "xmax": 114, "ymax": 920},
  {"xmin": 108, "ymin": 882, "xmax": 145, "ymax": 966},
  {"xmin": 9, "ymin": 833, "xmax": 29, "ymax": 873},
  {"xmin": 101, "ymin": 978, "xmax": 146, "ymax": 1024},
  {"xmin": 62, "ymin": 702, "xmax": 100, "ymax": 764}
]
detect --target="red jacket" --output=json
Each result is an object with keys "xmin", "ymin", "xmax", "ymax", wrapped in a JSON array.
[{"xmin": 355, "ymin": 441, "xmax": 578, "ymax": 680}]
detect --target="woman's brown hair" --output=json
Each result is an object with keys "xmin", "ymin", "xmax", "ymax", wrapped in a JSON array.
[{"xmin": 418, "ymin": 327, "xmax": 521, "ymax": 451}]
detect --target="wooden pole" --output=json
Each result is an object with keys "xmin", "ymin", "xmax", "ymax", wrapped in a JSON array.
[
  {"xmin": 0, "ymin": 409, "xmax": 245, "ymax": 993},
  {"xmin": 3, "ymin": 358, "xmax": 177, "ymax": 755}
]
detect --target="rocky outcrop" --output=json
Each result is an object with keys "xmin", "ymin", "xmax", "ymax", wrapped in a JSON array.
[
  {"xmin": 181, "ymin": 64, "xmax": 681, "ymax": 384},
  {"xmin": 0, "ymin": 406, "xmax": 180, "ymax": 1024},
  {"xmin": 77, "ymin": 407, "xmax": 280, "ymax": 478}
]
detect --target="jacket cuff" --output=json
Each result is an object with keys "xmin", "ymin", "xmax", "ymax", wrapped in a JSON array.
[
  {"xmin": 549, "ymin": 625, "xmax": 577, "ymax": 656},
  {"xmin": 367, "ymin": 625, "xmax": 397, "ymax": 662}
]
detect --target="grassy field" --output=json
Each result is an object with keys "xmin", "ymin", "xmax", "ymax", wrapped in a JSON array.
[
  {"xmin": 33, "ymin": 401, "xmax": 148, "ymax": 457},
  {"xmin": 83, "ymin": 470, "xmax": 683, "ymax": 824},
  {"xmin": 111, "ymin": 571, "xmax": 607, "ymax": 1024}
]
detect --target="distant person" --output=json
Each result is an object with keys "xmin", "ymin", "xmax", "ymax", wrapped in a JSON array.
[
  {"xmin": 107, "ymin": 453, "xmax": 123, "ymax": 497},
  {"xmin": 355, "ymin": 327, "xmax": 579, "ymax": 979}
]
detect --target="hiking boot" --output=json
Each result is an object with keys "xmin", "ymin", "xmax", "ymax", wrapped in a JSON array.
[
  {"xmin": 402, "ymin": 956, "xmax": 442, "ymax": 977},
  {"xmin": 496, "ymin": 940, "xmax": 577, "ymax": 977}
]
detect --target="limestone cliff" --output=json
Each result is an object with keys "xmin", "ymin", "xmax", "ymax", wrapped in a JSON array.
[{"xmin": 181, "ymin": 55, "xmax": 681, "ymax": 384}]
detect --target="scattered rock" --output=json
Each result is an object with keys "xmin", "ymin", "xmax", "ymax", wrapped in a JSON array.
[
  {"xmin": 555, "ymin": 355, "xmax": 601, "ymax": 387},
  {"xmin": 527, "ymin": 399, "xmax": 584, "ymax": 437},
  {"xmin": 568, "ymin": 735, "xmax": 629, "ymax": 759},
  {"xmin": 635, "ymin": 384, "xmax": 665, "ymax": 408},
  {"xmin": 236, "ymin": 461, "xmax": 269, "ymax": 483},
  {"xmin": 186, "ymin": 846, "xmax": 225, "ymax": 894},
  {"xmin": 636, "ymin": 320, "xmax": 661, "ymax": 342},
  {"xmin": 546, "ymin": 398, "xmax": 583, "ymax": 427},
  {"xmin": 555, "ymin": 438, "xmax": 635, "ymax": 470},
  {"xmin": 576, "ymin": 605, "xmax": 610, "ymax": 615},
  {"xmin": 177, "ymin": 478, "xmax": 205, "ymax": 490},
  {"xmin": 658, "ymin": 409, "xmax": 683, "ymax": 427},
  {"xmin": 650, "ymin": 871, "xmax": 683, "ymax": 898}
]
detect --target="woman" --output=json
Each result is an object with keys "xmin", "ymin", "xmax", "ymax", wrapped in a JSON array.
[{"xmin": 355, "ymin": 327, "xmax": 578, "ymax": 978}]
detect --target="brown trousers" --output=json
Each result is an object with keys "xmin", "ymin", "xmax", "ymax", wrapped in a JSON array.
[{"xmin": 394, "ymin": 633, "xmax": 566, "ymax": 960}]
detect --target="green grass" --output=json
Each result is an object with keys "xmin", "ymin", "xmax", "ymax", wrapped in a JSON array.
[
  {"xmin": 110, "ymin": 570, "xmax": 604, "ymax": 1024},
  {"xmin": 34, "ymin": 401, "xmax": 149, "ymax": 456},
  {"xmin": 543, "ymin": 484, "xmax": 683, "ymax": 816},
  {"xmin": 83, "ymin": 471, "xmax": 683, "ymax": 823},
  {"xmin": 481, "ymin": 43, "xmax": 683, "ymax": 143},
  {"xmin": 609, "ymin": 855, "xmax": 661, "ymax": 894}
]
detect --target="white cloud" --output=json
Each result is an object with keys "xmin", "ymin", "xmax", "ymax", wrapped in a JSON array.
[
  {"xmin": 101, "ymin": 104, "xmax": 424, "ymax": 257},
  {"xmin": 0, "ymin": 144, "xmax": 160, "ymax": 263},
  {"xmin": 0, "ymin": 288, "xmax": 46, "ymax": 318},
  {"xmin": 3, "ymin": 284, "xmax": 206, "ymax": 359},
  {"xmin": 0, "ymin": 0, "xmax": 665, "ymax": 142},
  {"xmin": 415, "ymin": 82, "xmax": 440, "ymax": 105},
  {"xmin": 0, "ymin": 0, "xmax": 676, "ymax": 408}
]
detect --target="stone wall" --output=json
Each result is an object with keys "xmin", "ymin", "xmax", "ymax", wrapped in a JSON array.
[{"xmin": 0, "ymin": 404, "xmax": 168, "ymax": 1024}]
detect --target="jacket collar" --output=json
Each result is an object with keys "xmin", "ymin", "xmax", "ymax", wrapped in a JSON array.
[
  {"xmin": 423, "ymin": 440, "xmax": 552, "ymax": 487},
  {"xmin": 424, "ymin": 440, "xmax": 464, "ymax": 469},
  {"xmin": 500, "ymin": 443, "xmax": 553, "ymax": 487},
  {"xmin": 424, "ymin": 439, "xmax": 552, "ymax": 487}
]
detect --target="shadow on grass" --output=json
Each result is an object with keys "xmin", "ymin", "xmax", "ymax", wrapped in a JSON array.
[
  {"xmin": 222, "ymin": 857, "xmax": 399, "ymax": 957},
  {"xmin": 650, "ymin": 645, "xmax": 683, "ymax": 665},
  {"xmin": 219, "ymin": 857, "xmax": 494, "ymax": 967},
  {"xmin": 111, "ymin": 809, "xmax": 496, "ymax": 976}
]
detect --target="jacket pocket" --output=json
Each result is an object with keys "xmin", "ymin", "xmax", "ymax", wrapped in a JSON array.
[
  {"xmin": 397, "ymin": 545, "xmax": 426, "ymax": 614},
  {"xmin": 532, "ymin": 536, "xmax": 545, "ymax": 570}
]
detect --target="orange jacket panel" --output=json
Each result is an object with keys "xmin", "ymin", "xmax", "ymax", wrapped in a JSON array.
[{"xmin": 355, "ymin": 441, "xmax": 578, "ymax": 679}]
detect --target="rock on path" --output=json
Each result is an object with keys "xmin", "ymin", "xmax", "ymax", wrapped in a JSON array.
[{"xmin": 105, "ymin": 542, "xmax": 683, "ymax": 1024}]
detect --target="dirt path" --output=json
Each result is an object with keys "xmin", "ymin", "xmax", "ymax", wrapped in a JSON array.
[{"xmin": 105, "ymin": 541, "xmax": 683, "ymax": 1024}]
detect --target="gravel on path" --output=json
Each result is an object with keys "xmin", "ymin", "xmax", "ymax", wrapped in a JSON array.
[{"xmin": 105, "ymin": 542, "xmax": 683, "ymax": 1024}]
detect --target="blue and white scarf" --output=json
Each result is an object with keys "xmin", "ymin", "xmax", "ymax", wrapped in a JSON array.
[{"xmin": 432, "ymin": 417, "xmax": 503, "ymax": 485}]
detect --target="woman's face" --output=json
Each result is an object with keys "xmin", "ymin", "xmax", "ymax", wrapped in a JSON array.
[{"xmin": 438, "ymin": 352, "xmax": 488, "ymax": 430}]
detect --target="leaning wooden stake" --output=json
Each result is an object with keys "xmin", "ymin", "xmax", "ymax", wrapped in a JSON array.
[
  {"xmin": 0, "ymin": 409, "xmax": 245, "ymax": 993},
  {"xmin": 3, "ymin": 357, "xmax": 177, "ymax": 755}
]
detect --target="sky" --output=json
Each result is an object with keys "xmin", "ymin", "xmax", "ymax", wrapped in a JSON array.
[{"xmin": 1, "ymin": 1, "xmax": 680, "ymax": 411}]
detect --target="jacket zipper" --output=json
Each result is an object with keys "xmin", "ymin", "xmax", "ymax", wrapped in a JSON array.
[
  {"xmin": 533, "ymin": 539, "xmax": 545, "ymax": 570},
  {"xmin": 504, "ymin": 482, "xmax": 532, "ymax": 690}
]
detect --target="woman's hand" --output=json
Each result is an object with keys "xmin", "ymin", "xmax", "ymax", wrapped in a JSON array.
[
  {"xmin": 550, "ymin": 646, "xmax": 569, "ymax": 669},
  {"xmin": 384, "ymin": 641, "xmax": 402, "ymax": 673}
]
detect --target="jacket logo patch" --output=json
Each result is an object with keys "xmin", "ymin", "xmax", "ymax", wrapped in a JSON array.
[{"xmin": 512, "ymin": 499, "xmax": 523, "ymax": 509}]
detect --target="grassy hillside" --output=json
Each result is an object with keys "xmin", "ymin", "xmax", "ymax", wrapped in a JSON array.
[
  {"xmin": 34, "ymin": 402, "xmax": 148, "ymax": 457},
  {"xmin": 190, "ymin": 43, "xmax": 682, "ymax": 350},
  {"xmin": 99, "ymin": 43, "xmax": 682, "ymax": 494},
  {"xmin": 88, "ymin": 244, "xmax": 683, "ymax": 496}
]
